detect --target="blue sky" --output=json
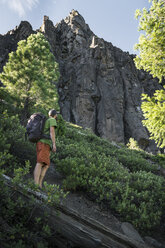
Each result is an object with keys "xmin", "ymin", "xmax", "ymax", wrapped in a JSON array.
[{"xmin": 0, "ymin": 0, "xmax": 151, "ymax": 54}]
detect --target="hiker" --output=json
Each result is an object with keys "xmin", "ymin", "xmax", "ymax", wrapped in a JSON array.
[{"xmin": 33, "ymin": 109, "xmax": 57, "ymax": 188}]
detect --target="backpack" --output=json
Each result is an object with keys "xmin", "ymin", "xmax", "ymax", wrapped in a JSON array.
[{"xmin": 26, "ymin": 113, "xmax": 50, "ymax": 143}]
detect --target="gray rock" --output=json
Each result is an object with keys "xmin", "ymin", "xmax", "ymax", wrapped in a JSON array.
[
  {"xmin": 121, "ymin": 222, "xmax": 144, "ymax": 244},
  {"xmin": 0, "ymin": 21, "xmax": 34, "ymax": 73},
  {"xmin": 144, "ymin": 236, "xmax": 165, "ymax": 248}
]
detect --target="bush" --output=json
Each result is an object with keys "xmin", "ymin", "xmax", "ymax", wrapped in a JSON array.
[
  {"xmin": 56, "ymin": 114, "xmax": 66, "ymax": 137},
  {"xmin": 116, "ymin": 171, "xmax": 165, "ymax": 231},
  {"xmin": 127, "ymin": 137, "xmax": 142, "ymax": 151},
  {"xmin": 0, "ymin": 111, "xmax": 36, "ymax": 171},
  {"xmin": 52, "ymin": 123, "xmax": 165, "ymax": 233}
]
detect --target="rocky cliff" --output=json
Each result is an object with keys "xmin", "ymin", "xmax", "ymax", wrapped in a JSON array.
[
  {"xmin": 0, "ymin": 21, "xmax": 35, "ymax": 73},
  {"xmin": 0, "ymin": 10, "xmax": 162, "ymax": 152}
]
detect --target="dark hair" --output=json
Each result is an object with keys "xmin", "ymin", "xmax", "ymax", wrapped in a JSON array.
[{"xmin": 49, "ymin": 109, "xmax": 57, "ymax": 117}]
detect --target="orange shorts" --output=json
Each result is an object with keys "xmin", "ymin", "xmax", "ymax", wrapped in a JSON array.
[{"xmin": 36, "ymin": 142, "xmax": 51, "ymax": 166}]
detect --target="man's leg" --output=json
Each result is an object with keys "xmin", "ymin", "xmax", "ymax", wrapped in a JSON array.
[
  {"xmin": 39, "ymin": 165, "xmax": 49, "ymax": 188},
  {"xmin": 34, "ymin": 162, "xmax": 43, "ymax": 186}
]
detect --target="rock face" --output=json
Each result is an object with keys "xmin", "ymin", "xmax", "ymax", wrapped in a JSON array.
[
  {"xmin": 0, "ymin": 21, "xmax": 34, "ymax": 73},
  {"xmin": 43, "ymin": 11, "xmax": 162, "ymax": 152},
  {"xmin": 0, "ymin": 11, "xmax": 162, "ymax": 152}
]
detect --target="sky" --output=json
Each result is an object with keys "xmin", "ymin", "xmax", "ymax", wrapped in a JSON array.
[{"xmin": 0, "ymin": 0, "xmax": 151, "ymax": 54}]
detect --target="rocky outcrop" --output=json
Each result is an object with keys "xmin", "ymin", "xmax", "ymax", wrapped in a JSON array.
[
  {"xmin": 41, "ymin": 11, "xmax": 161, "ymax": 153},
  {"xmin": 0, "ymin": 21, "xmax": 34, "ymax": 73},
  {"xmin": 0, "ymin": 11, "xmax": 162, "ymax": 152}
]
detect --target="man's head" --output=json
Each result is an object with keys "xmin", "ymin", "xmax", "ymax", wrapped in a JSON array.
[{"xmin": 49, "ymin": 109, "xmax": 57, "ymax": 118}]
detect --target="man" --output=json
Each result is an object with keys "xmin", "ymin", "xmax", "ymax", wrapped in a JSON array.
[{"xmin": 34, "ymin": 109, "xmax": 57, "ymax": 188}]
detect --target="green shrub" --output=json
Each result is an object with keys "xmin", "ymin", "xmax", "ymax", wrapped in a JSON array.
[
  {"xmin": 0, "ymin": 111, "xmax": 36, "ymax": 170},
  {"xmin": 151, "ymin": 153, "xmax": 165, "ymax": 168},
  {"xmin": 52, "ymin": 123, "xmax": 165, "ymax": 233},
  {"xmin": 117, "ymin": 152, "xmax": 158, "ymax": 172},
  {"xmin": 116, "ymin": 171, "xmax": 165, "ymax": 231},
  {"xmin": 56, "ymin": 114, "xmax": 66, "ymax": 137},
  {"xmin": 127, "ymin": 137, "xmax": 142, "ymax": 151}
]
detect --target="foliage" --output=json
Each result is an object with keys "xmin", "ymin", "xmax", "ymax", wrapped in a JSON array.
[
  {"xmin": 0, "ymin": 32, "xmax": 67, "ymax": 247},
  {"xmin": 117, "ymin": 171, "xmax": 165, "ymax": 230},
  {"xmin": 153, "ymin": 153, "xmax": 165, "ymax": 167},
  {"xmin": 0, "ymin": 157, "xmax": 67, "ymax": 247},
  {"xmin": 0, "ymin": 110, "xmax": 36, "ymax": 170},
  {"xmin": 55, "ymin": 114, "xmax": 66, "ymax": 137},
  {"xmin": 1, "ymin": 105, "xmax": 164, "ymax": 234},
  {"xmin": 0, "ymin": 108, "xmax": 67, "ymax": 246},
  {"xmin": 0, "ymin": 113, "xmax": 165, "ymax": 240},
  {"xmin": 134, "ymin": 0, "xmax": 165, "ymax": 82},
  {"xmin": 127, "ymin": 137, "xmax": 142, "ymax": 151},
  {"xmin": 52, "ymin": 123, "xmax": 165, "ymax": 232},
  {"xmin": 43, "ymin": 181, "xmax": 68, "ymax": 206},
  {"xmin": 0, "ymin": 32, "xmax": 60, "ymax": 122},
  {"xmin": 134, "ymin": 0, "xmax": 165, "ymax": 148},
  {"xmin": 141, "ymin": 88, "xmax": 165, "ymax": 148}
]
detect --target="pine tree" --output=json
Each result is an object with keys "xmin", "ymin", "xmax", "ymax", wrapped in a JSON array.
[
  {"xmin": 0, "ymin": 32, "xmax": 60, "ymax": 123},
  {"xmin": 141, "ymin": 89, "xmax": 165, "ymax": 148},
  {"xmin": 134, "ymin": 0, "xmax": 165, "ymax": 148}
]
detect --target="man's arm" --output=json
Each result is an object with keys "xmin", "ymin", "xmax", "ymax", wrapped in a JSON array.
[{"xmin": 50, "ymin": 126, "xmax": 56, "ymax": 152}]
